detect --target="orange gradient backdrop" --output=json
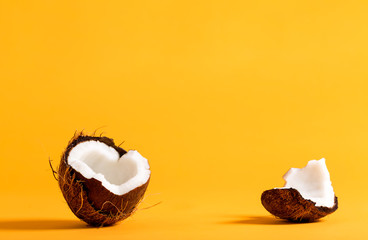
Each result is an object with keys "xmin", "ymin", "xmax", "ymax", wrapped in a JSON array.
[{"xmin": 1, "ymin": 1, "xmax": 368, "ymax": 239}]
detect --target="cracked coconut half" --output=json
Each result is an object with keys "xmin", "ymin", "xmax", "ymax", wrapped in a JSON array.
[
  {"xmin": 261, "ymin": 158, "xmax": 338, "ymax": 222},
  {"xmin": 56, "ymin": 133, "xmax": 151, "ymax": 226}
]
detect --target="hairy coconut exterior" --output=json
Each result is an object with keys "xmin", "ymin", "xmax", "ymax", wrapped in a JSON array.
[
  {"xmin": 261, "ymin": 188, "xmax": 338, "ymax": 222},
  {"xmin": 57, "ymin": 133, "xmax": 150, "ymax": 227}
]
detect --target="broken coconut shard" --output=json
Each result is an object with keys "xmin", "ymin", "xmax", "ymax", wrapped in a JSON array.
[
  {"xmin": 57, "ymin": 133, "xmax": 151, "ymax": 227},
  {"xmin": 261, "ymin": 158, "xmax": 338, "ymax": 222}
]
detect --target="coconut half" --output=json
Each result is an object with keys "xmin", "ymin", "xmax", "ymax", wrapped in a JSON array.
[
  {"xmin": 57, "ymin": 133, "xmax": 151, "ymax": 226},
  {"xmin": 261, "ymin": 158, "xmax": 338, "ymax": 222}
]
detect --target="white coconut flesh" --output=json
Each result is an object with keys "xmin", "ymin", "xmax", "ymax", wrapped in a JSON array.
[
  {"xmin": 279, "ymin": 158, "xmax": 335, "ymax": 208},
  {"xmin": 67, "ymin": 140, "xmax": 150, "ymax": 196}
]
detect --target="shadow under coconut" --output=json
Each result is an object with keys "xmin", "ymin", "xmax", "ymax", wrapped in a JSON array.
[
  {"xmin": 220, "ymin": 215, "xmax": 320, "ymax": 225},
  {"xmin": 0, "ymin": 219, "xmax": 90, "ymax": 230}
]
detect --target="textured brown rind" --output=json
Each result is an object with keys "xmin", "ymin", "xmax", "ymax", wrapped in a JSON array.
[
  {"xmin": 57, "ymin": 132, "xmax": 150, "ymax": 227},
  {"xmin": 261, "ymin": 188, "xmax": 338, "ymax": 222}
]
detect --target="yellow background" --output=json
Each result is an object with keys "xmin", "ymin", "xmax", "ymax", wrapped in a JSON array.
[{"xmin": 1, "ymin": 0, "xmax": 368, "ymax": 239}]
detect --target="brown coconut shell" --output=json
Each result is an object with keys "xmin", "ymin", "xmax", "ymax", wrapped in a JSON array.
[
  {"xmin": 57, "ymin": 132, "xmax": 150, "ymax": 227},
  {"xmin": 261, "ymin": 188, "xmax": 338, "ymax": 222}
]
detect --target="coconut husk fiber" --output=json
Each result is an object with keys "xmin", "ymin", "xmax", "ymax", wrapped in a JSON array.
[{"xmin": 261, "ymin": 188, "xmax": 338, "ymax": 222}]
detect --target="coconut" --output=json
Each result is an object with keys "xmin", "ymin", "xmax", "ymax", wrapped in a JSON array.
[
  {"xmin": 261, "ymin": 158, "xmax": 338, "ymax": 222},
  {"xmin": 56, "ymin": 132, "xmax": 151, "ymax": 226}
]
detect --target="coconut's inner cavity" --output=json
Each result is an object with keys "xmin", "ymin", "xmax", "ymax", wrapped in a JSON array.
[
  {"xmin": 67, "ymin": 140, "xmax": 150, "ymax": 195},
  {"xmin": 281, "ymin": 158, "xmax": 335, "ymax": 208}
]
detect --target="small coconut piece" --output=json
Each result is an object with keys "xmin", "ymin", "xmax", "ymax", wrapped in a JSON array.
[
  {"xmin": 261, "ymin": 158, "xmax": 338, "ymax": 222},
  {"xmin": 57, "ymin": 132, "xmax": 151, "ymax": 226}
]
